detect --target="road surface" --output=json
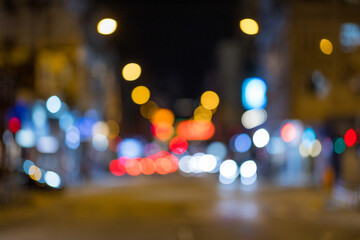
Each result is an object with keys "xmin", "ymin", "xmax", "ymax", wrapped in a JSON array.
[{"xmin": 0, "ymin": 175, "xmax": 360, "ymax": 240}]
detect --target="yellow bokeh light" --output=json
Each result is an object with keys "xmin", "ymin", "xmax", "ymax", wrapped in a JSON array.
[
  {"xmin": 92, "ymin": 121, "xmax": 109, "ymax": 136},
  {"xmin": 29, "ymin": 166, "xmax": 42, "ymax": 181},
  {"xmin": 131, "ymin": 86, "xmax": 150, "ymax": 105},
  {"xmin": 239, "ymin": 18, "xmax": 259, "ymax": 35},
  {"xmin": 122, "ymin": 63, "xmax": 141, "ymax": 81},
  {"xmin": 140, "ymin": 100, "xmax": 158, "ymax": 119},
  {"xmin": 151, "ymin": 108, "xmax": 175, "ymax": 126},
  {"xmin": 194, "ymin": 106, "xmax": 212, "ymax": 121},
  {"xmin": 320, "ymin": 39, "xmax": 333, "ymax": 55},
  {"xmin": 200, "ymin": 91, "xmax": 220, "ymax": 110},
  {"xmin": 97, "ymin": 18, "xmax": 117, "ymax": 35},
  {"xmin": 106, "ymin": 120, "xmax": 120, "ymax": 138}
]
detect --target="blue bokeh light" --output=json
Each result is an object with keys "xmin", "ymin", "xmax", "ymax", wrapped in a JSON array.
[
  {"xmin": 242, "ymin": 77, "xmax": 267, "ymax": 110},
  {"xmin": 59, "ymin": 111, "xmax": 74, "ymax": 131},
  {"xmin": 32, "ymin": 102, "xmax": 47, "ymax": 129},
  {"xmin": 233, "ymin": 133, "xmax": 252, "ymax": 153},
  {"xmin": 66, "ymin": 126, "xmax": 80, "ymax": 150},
  {"xmin": 206, "ymin": 141, "xmax": 227, "ymax": 159},
  {"xmin": 117, "ymin": 138, "xmax": 143, "ymax": 158}
]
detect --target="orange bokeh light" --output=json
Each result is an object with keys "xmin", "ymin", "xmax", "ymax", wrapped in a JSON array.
[
  {"xmin": 125, "ymin": 158, "xmax": 142, "ymax": 176},
  {"xmin": 151, "ymin": 108, "xmax": 175, "ymax": 125},
  {"xmin": 176, "ymin": 120, "xmax": 215, "ymax": 141},
  {"xmin": 139, "ymin": 158, "xmax": 156, "ymax": 175}
]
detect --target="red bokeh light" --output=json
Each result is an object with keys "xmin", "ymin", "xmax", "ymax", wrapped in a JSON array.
[
  {"xmin": 281, "ymin": 123, "xmax": 296, "ymax": 143},
  {"xmin": 169, "ymin": 136, "xmax": 188, "ymax": 154},
  {"xmin": 344, "ymin": 129, "xmax": 357, "ymax": 147},
  {"xmin": 109, "ymin": 158, "xmax": 126, "ymax": 176},
  {"xmin": 8, "ymin": 117, "xmax": 21, "ymax": 133}
]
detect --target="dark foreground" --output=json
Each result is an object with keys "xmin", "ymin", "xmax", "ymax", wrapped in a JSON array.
[{"xmin": 0, "ymin": 175, "xmax": 360, "ymax": 240}]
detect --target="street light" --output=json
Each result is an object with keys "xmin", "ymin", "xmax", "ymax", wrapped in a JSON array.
[{"xmin": 97, "ymin": 18, "xmax": 117, "ymax": 35}]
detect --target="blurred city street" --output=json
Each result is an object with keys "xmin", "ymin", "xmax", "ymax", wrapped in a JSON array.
[
  {"xmin": 1, "ymin": 175, "xmax": 360, "ymax": 240},
  {"xmin": 1, "ymin": 0, "xmax": 360, "ymax": 238}
]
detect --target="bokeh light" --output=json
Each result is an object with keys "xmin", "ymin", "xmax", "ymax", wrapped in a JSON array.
[
  {"xmin": 219, "ymin": 174, "xmax": 237, "ymax": 184},
  {"xmin": 8, "ymin": 117, "xmax": 21, "ymax": 133},
  {"xmin": 106, "ymin": 120, "xmax": 120, "ymax": 138},
  {"xmin": 46, "ymin": 95, "xmax": 62, "ymax": 114},
  {"xmin": 139, "ymin": 158, "xmax": 156, "ymax": 175},
  {"xmin": 242, "ymin": 77, "xmax": 267, "ymax": 110},
  {"xmin": 266, "ymin": 136, "xmax": 285, "ymax": 155},
  {"xmin": 344, "ymin": 128, "xmax": 357, "ymax": 147},
  {"xmin": 169, "ymin": 136, "xmax": 188, "ymax": 155},
  {"xmin": 29, "ymin": 165, "xmax": 42, "ymax": 181},
  {"xmin": 241, "ymin": 109, "xmax": 267, "ymax": 129},
  {"xmin": 241, "ymin": 174, "xmax": 257, "ymax": 185},
  {"xmin": 155, "ymin": 157, "xmax": 172, "ymax": 175},
  {"xmin": 200, "ymin": 91, "xmax": 219, "ymax": 110},
  {"xmin": 36, "ymin": 136, "xmax": 59, "ymax": 154},
  {"xmin": 65, "ymin": 126, "xmax": 81, "ymax": 150},
  {"xmin": 44, "ymin": 171, "xmax": 61, "ymax": 188},
  {"xmin": 77, "ymin": 116, "xmax": 96, "ymax": 140},
  {"xmin": 15, "ymin": 129, "xmax": 36, "ymax": 148},
  {"xmin": 109, "ymin": 157, "xmax": 127, "ymax": 176},
  {"xmin": 118, "ymin": 138, "xmax": 143, "ymax": 158},
  {"xmin": 151, "ymin": 122, "xmax": 174, "ymax": 141},
  {"xmin": 92, "ymin": 134, "xmax": 108, "ymax": 151},
  {"xmin": 198, "ymin": 154, "xmax": 217, "ymax": 173},
  {"xmin": 240, "ymin": 160, "xmax": 257, "ymax": 178},
  {"xmin": 233, "ymin": 133, "xmax": 252, "ymax": 153},
  {"xmin": 23, "ymin": 160, "xmax": 35, "ymax": 174},
  {"xmin": 281, "ymin": 123, "xmax": 297, "ymax": 143},
  {"xmin": 122, "ymin": 63, "xmax": 141, "ymax": 81},
  {"xmin": 194, "ymin": 106, "xmax": 212, "ymax": 121},
  {"xmin": 239, "ymin": 18, "xmax": 259, "ymax": 35},
  {"xmin": 131, "ymin": 86, "xmax": 150, "ymax": 105},
  {"xmin": 310, "ymin": 139, "xmax": 322, "ymax": 157},
  {"xmin": 206, "ymin": 141, "xmax": 227, "ymax": 159},
  {"xmin": 252, "ymin": 128, "xmax": 270, "ymax": 148},
  {"xmin": 176, "ymin": 120, "xmax": 215, "ymax": 141},
  {"xmin": 302, "ymin": 128, "xmax": 316, "ymax": 149},
  {"xmin": 322, "ymin": 137, "xmax": 333, "ymax": 158},
  {"xmin": 140, "ymin": 101, "xmax": 158, "ymax": 119},
  {"xmin": 92, "ymin": 121, "xmax": 109, "ymax": 137},
  {"xmin": 320, "ymin": 38, "xmax": 333, "ymax": 55},
  {"xmin": 151, "ymin": 108, "xmax": 175, "ymax": 125},
  {"xmin": 32, "ymin": 103, "xmax": 47, "ymax": 129},
  {"xmin": 125, "ymin": 158, "xmax": 142, "ymax": 176},
  {"xmin": 219, "ymin": 159, "xmax": 238, "ymax": 179},
  {"xmin": 179, "ymin": 155, "xmax": 192, "ymax": 174},
  {"xmin": 59, "ymin": 112, "xmax": 74, "ymax": 131},
  {"xmin": 97, "ymin": 18, "xmax": 117, "ymax": 35},
  {"xmin": 334, "ymin": 138, "xmax": 346, "ymax": 154}
]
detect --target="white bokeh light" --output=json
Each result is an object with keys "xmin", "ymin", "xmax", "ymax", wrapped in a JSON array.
[
  {"xmin": 46, "ymin": 95, "xmax": 62, "ymax": 114},
  {"xmin": 240, "ymin": 160, "xmax": 257, "ymax": 178},
  {"xmin": 252, "ymin": 128, "xmax": 270, "ymax": 148}
]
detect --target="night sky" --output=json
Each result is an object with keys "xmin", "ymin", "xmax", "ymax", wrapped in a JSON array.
[{"xmin": 93, "ymin": 0, "xmax": 238, "ymax": 105}]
